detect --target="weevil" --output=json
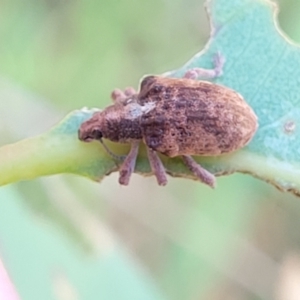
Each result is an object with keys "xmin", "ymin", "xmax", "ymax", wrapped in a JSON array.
[{"xmin": 78, "ymin": 54, "xmax": 258, "ymax": 187}]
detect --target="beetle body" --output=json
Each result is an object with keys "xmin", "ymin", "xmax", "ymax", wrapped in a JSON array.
[
  {"xmin": 79, "ymin": 66, "xmax": 258, "ymax": 187},
  {"xmin": 138, "ymin": 76, "xmax": 257, "ymax": 157}
]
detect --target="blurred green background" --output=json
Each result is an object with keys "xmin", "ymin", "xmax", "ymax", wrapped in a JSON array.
[{"xmin": 1, "ymin": 0, "xmax": 300, "ymax": 299}]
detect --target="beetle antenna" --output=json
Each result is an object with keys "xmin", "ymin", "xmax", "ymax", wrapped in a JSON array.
[{"xmin": 99, "ymin": 139, "xmax": 125, "ymax": 161}]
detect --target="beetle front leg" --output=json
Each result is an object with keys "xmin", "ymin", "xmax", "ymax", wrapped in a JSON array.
[
  {"xmin": 184, "ymin": 52, "xmax": 225, "ymax": 80},
  {"xmin": 147, "ymin": 148, "xmax": 168, "ymax": 186},
  {"xmin": 181, "ymin": 155, "xmax": 215, "ymax": 188},
  {"xmin": 119, "ymin": 140, "xmax": 140, "ymax": 185}
]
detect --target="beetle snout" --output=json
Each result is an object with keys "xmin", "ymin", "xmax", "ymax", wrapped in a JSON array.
[
  {"xmin": 78, "ymin": 127, "xmax": 103, "ymax": 143},
  {"xmin": 78, "ymin": 128, "xmax": 93, "ymax": 142}
]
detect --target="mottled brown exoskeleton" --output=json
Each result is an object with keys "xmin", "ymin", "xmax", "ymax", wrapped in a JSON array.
[{"xmin": 78, "ymin": 54, "xmax": 258, "ymax": 187}]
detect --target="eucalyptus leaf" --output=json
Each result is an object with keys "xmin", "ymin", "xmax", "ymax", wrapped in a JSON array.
[{"xmin": 1, "ymin": 0, "xmax": 300, "ymax": 195}]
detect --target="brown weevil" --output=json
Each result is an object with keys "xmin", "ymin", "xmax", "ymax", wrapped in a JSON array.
[{"xmin": 78, "ymin": 54, "xmax": 258, "ymax": 187}]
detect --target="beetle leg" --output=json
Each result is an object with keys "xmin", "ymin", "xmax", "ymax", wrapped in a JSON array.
[
  {"xmin": 147, "ymin": 148, "xmax": 168, "ymax": 186},
  {"xmin": 184, "ymin": 52, "xmax": 225, "ymax": 80},
  {"xmin": 111, "ymin": 87, "xmax": 137, "ymax": 104},
  {"xmin": 119, "ymin": 141, "xmax": 140, "ymax": 185},
  {"xmin": 124, "ymin": 87, "xmax": 136, "ymax": 97},
  {"xmin": 181, "ymin": 155, "xmax": 215, "ymax": 188},
  {"xmin": 111, "ymin": 88, "xmax": 127, "ymax": 103}
]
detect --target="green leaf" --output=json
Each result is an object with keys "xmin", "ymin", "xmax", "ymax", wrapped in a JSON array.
[
  {"xmin": 0, "ymin": 185, "xmax": 165, "ymax": 300},
  {"xmin": 1, "ymin": 0, "xmax": 300, "ymax": 195}
]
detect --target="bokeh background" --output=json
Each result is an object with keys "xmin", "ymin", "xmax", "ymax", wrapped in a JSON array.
[{"xmin": 0, "ymin": 0, "xmax": 300, "ymax": 299}]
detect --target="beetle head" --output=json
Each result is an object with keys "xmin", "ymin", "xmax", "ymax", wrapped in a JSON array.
[{"xmin": 78, "ymin": 112, "xmax": 104, "ymax": 142}]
